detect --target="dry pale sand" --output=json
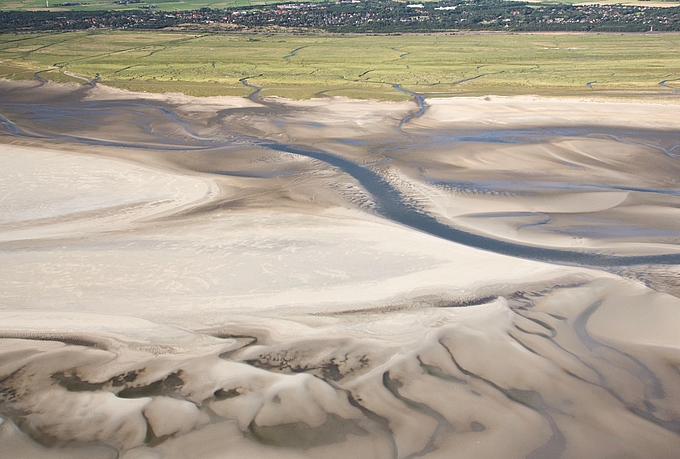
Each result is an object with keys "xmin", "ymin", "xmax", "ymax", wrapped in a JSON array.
[{"xmin": 1, "ymin": 80, "xmax": 679, "ymax": 459}]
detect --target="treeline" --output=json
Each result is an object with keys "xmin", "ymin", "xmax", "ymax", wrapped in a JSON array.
[
  {"xmin": 0, "ymin": 9, "xmax": 177, "ymax": 31},
  {"xmin": 2, "ymin": 0, "xmax": 680, "ymax": 33}
]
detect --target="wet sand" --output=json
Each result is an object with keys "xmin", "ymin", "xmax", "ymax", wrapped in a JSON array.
[{"xmin": 1, "ymin": 80, "xmax": 680, "ymax": 458}]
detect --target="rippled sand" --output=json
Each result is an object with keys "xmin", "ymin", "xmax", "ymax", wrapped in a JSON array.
[{"xmin": 1, "ymin": 80, "xmax": 680, "ymax": 459}]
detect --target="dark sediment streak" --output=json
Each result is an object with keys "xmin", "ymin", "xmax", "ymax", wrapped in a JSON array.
[
  {"xmin": 437, "ymin": 339, "xmax": 568, "ymax": 459},
  {"xmin": 383, "ymin": 371, "xmax": 454, "ymax": 459}
]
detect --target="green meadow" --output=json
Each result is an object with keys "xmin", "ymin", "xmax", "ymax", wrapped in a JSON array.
[{"xmin": 1, "ymin": 31, "xmax": 679, "ymax": 99}]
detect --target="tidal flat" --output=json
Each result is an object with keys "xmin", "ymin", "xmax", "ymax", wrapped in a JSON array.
[{"xmin": 1, "ymin": 79, "xmax": 680, "ymax": 458}]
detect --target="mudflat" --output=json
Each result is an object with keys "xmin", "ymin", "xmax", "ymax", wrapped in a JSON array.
[{"xmin": 1, "ymin": 79, "xmax": 680, "ymax": 459}]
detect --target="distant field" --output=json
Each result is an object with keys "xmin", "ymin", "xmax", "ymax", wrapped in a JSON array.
[
  {"xmin": 1, "ymin": 31, "xmax": 679, "ymax": 99},
  {"xmin": 0, "ymin": 0, "xmax": 289, "ymax": 12},
  {"xmin": 530, "ymin": 0, "xmax": 680, "ymax": 6},
  {"xmin": 3, "ymin": 0, "xmax": 680, "ymax": 11}
]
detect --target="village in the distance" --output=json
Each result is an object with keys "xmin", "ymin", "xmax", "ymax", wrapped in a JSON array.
[{"xmin": 2, "ymin": 0, "xmax": 680, "ymax": 33}]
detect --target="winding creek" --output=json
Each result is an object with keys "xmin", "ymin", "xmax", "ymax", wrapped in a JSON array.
[
  {"xmin": 393, "ymin": 84, "xmax": 428, "ymax": 131},
  {"xmin": 261, "ymin": 140, "xmax": 680, "ymax": 267},
  {"xmin": 1, "ymin": 85, "xmax": 679, "ymax": 268}
]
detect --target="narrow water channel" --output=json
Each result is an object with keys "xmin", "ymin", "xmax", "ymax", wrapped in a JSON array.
[{"xmin": 1, "ymin": 87, "xmax": 679, "ymax": 268}]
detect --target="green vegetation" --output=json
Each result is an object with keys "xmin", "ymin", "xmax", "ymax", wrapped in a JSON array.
[{"xmin": 1, "ymin": 31, "xmax": 679, "ymax": 99}]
